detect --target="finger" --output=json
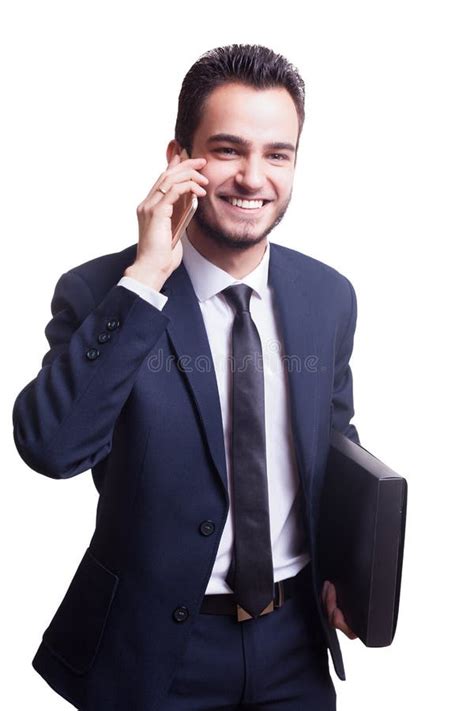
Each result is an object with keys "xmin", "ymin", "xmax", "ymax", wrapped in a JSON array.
[
  {"xmin": 158, "ymin": 167, "xmax": 209, "ymax": 195},
  {"xmin": 331, "ymin": 607, "xmax": 358, "ymax": 639},
  {"xmin": 144, "ymin": 168, "xmax": 207, "ymax": 205},
  {"xmin": 169, "ymin": 153, "xmax": 182, "ymax": 166},
  {"xmin": 141, "ymin": 179, "xmax": 206, "ymax": 213},
  {"xmin": 161, "ymin": 178, "xmax": 207, "ymax": 203},
  {"xmin": 321, "ymin": 580, "xmax": 329, "ymax": 604},
  {"xmin": 326, "ymin": 585, "xmax": 346, "ymax": 631},
  {"xmin": 324, "ymin": 581, "xmax": 338, "ymax": 620},
  {"xmin": 323, "ymin": 580, "xmax": 358, "ymax": 639},
  {"xmin": 145, "ymin": 157, "xmax": 206, "ymax": 199},
  {"xmin": 167, "ymin": 155, "xmax": 207, "ymax": 176}
]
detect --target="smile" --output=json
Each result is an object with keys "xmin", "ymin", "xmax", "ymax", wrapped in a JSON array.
[{"xmin": 219, "ymin": 196, "xmax": 270, "ymax": 213}]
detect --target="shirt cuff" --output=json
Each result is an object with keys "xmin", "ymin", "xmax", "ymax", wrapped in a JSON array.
[{"xmin": 118, "ymin": 276, "xmax": 169, "ymax": 311}]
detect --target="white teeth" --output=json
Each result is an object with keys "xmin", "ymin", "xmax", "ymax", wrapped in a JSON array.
[{"xmin": 226, "ymin": 197, "xmax": 264, "ymax": 209}]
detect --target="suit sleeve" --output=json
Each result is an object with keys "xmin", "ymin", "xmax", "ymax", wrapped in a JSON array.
[
  {"xmin": 12, "ymin": 269, "xmax": 170, "ymax": 479},
  {"xmin": 330, "ymin": 277, "xmax": 361, "ymax": 445}
]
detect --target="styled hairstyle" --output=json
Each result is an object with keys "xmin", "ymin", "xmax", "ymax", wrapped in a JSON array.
[{"xmin": 174, "ymin": 43, "xmax": 305, "ymax": 156}]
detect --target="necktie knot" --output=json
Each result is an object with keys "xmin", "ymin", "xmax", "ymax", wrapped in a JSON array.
[{"xmin": 221, "ymin": 284, "xmax": 253, "ymax": 314}]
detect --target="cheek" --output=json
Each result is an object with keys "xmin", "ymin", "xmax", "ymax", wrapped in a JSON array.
[
  {"xmin": 201, "ymin": 160, "xmax": 234, "ymax": 187},
  {"xmin": 277, "ymin": 177, "xmax": 294, "ymax": 199}
]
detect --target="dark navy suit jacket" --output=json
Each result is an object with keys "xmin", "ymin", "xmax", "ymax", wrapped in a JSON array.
[{"xmin": 12, "ymin": 239, "xmax": 360, "ymax": 710}]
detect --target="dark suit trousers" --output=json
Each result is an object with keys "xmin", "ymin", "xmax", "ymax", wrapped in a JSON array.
[{"xmin": 160, "ymin": 562, "xmax": 336, "ymax": 710}]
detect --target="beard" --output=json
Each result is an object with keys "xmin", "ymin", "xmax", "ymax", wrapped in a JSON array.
[{"xmin": 192, "ymin": 192, "xmax": 292, "ymax": 251}]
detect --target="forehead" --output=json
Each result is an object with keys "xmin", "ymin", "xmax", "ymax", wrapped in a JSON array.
[{"xmin": 195, "ymin": 82, "xmax": 299, "ymax": 145}]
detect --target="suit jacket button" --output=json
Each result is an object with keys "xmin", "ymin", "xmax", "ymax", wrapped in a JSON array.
[
  {"xmin": 173, "ymin": 606, "xmax": 189, "ymax": 623},
  {"xmin": 199, "ymin": 520, "xmax": 215, "ymax": 536},
  {"xmin": 98, "ymin": 332, "xmax": 111, "ymax": 344},
  {"xmin": 86, "ymin": 348, "xmax": 100, "ymax": 360},
  {"xmin": 106, "ymin": 318, "xmax": 120, "ymax": 331}
]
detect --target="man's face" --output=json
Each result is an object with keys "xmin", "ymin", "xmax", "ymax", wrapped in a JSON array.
[{"xmin": 186, "ymin": 82, "xmax": 299, "ymax": 251}]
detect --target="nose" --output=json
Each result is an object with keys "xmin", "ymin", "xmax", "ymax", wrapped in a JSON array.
[{"xmin": 234, "ymin": 155, "xmax": 266, "ymax": 194}]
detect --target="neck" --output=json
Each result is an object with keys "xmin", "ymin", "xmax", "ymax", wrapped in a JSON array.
[{"xmin": 186, "ymin": 224, "xmax": 268, "ymax": 279}]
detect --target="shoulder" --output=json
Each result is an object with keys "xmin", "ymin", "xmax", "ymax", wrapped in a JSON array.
[
  {"xmin": 62, "ymin": 243, "xmax": 137, "ymax": 304},
  {"xmin": 270, "ymin": 241, "xmax": 356, "ymax": 304}
]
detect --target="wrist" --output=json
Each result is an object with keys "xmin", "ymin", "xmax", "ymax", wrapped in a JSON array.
[{"xmin": 123, "ymin": 263, "xmax": 169, "ymax": 292}]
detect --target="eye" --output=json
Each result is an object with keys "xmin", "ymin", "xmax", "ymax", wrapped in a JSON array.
[{"xmin": 214, "ymin": 148, "xmax": 290, "ymax": 162}]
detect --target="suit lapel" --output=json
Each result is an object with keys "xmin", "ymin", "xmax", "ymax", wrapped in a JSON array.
[
  {"xmin": 159, "ymin": 264, "xmax": 229, "ymax": 496},
  {"xmin": 268, "ymin": 247, "xmax": 320, "ymax": 488},
  {"xmin": 158, "ymin": 244, "xmax": 319, "ymax": 499}
]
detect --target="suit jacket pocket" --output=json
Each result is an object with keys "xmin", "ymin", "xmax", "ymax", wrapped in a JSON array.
[{"xmin": 42, "ymin": 547, "xmax": 119, "ymax": 675}]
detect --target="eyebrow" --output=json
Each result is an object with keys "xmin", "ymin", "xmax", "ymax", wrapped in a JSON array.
[{"xmin": 206, "ymin": 133, "xmax": 296, "ymax": 153}]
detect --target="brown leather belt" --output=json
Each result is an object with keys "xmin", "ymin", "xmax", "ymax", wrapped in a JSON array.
[{"xmin": 200, "ymin": 570, "xmax": 302, "ymax": 622}]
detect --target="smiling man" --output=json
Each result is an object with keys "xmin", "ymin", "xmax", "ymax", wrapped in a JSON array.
[{"xmin": 13, "ymin": 44, "xmax": 360, "ymax": 710}]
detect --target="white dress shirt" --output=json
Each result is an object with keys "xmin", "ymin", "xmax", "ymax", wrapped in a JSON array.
[{"xmin": 118, "ymin": 231, "xmax": 311, "ymax": 593}]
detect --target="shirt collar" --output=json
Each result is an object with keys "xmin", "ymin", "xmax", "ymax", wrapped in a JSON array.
[{"xmin": 181, "ymin": 229, "xmax": 270, "ymax": 303}]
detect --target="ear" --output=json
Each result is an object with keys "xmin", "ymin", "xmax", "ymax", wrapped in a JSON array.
[{"xmin": 166, "ymin": 139, "xmax": 183, "ymax": 163}]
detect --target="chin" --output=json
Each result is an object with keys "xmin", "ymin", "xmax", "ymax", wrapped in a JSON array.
[{"xmin": 193, "ymin": 207, "xmax": 270, "ymax": 251}]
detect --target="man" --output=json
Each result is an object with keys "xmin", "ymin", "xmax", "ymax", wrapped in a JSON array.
[{"xmin": 13, "ymin": 44, "xmax": 360, "ymax": 710}]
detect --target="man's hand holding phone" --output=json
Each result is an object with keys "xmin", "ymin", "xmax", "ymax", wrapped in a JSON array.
[{"xmin": 124, "ymin": 149, "xmax": 208, "ymax": 291}]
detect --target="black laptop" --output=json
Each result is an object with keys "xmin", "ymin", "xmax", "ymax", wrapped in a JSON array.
[{"xmin": 317, "ymin": 429, "xmax": 408, "ymax": 647}]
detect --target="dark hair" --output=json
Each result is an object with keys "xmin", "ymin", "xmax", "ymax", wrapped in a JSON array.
[{"xmin": 174, "ymin": 43, "xmax": 305, "ymax": 156}]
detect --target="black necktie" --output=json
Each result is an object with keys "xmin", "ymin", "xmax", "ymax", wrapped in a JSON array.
[{"xmin": 221, "ymin": 284, "xmax": 274, "ymax": 619}]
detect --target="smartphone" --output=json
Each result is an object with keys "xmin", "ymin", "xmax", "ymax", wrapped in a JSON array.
[{"xmin": 170, "ymin": 149, "xmax": 199, "ymax": 248}]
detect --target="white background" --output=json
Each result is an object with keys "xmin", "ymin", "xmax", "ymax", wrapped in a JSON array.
[{"xmin": 2, "ymin": 1, "xmax": 473, "ymax": 709}]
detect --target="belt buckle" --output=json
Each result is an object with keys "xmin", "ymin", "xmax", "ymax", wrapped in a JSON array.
[
  {"xmin": 275, "ymin": 580, "xmax": 285, "ymax": 609},
  {"xmin": 236, "ymin": 582, "xmax": 284, "ymax": 622}
]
